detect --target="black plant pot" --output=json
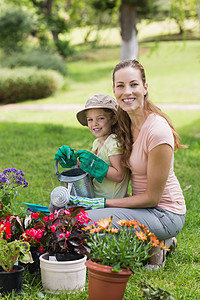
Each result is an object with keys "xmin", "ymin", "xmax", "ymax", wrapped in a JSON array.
[
  {"xmin": 19, "ymin": 247, "xmax": 46, "ymax": 274},
  {"xmin": 55, "ymin": 252, "xmax": 84, "ymax": 261},
  {"xmin": 0, "ymin": 265, "xmax": 24, "ymax": 294}
]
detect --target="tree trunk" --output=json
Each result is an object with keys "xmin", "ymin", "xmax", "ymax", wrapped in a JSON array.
[{"xmin": 120, "ymin": 2, "xmax": 138, "ymax": 61}]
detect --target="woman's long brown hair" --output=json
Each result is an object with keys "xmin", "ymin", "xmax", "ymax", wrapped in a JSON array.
[{"xmin": 113, "ymin": 59, "xmax": 187, "ymax": 166}]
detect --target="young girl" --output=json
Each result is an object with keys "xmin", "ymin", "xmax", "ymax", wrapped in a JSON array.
[
  {"xmin": 76, "ymin": 93, "xmax": 129, "ymax": 199},
  {"xmin": 55, "ymin": 94, "xmax": 130, "ymax": 200}
]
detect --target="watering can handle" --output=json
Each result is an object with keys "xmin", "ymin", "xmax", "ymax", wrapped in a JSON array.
[
  {"xmin": 55, "ymin": 160, "xmax": 78, "ymax": 175},
  {"xmin": 55, "ymin": 160, "xmax": 60, "ymax": 176}
]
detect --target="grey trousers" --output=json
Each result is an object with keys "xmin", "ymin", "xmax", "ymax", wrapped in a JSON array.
[{"xmin": 87, "ymin": 207, "xmax": 186, "ymax": 240}]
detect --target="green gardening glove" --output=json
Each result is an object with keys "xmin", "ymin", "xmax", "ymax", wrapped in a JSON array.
[
  {"xmin": 54, "ymin": 146, "xmax": 77, "ymax": 168},
  {"xmin": 69, "ymin": 195, "xmax": 105, "ymax": 210},
  {"xmin": 76, "ymin": 150, "xmax": 109, "ymax": 183}
]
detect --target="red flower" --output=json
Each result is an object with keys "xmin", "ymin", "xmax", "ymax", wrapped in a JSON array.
[
  {"xmin": 31, "ymin": 212, "xmax": 39, "ymax": 220},
  {"xmin": 49, "ymin": 214, "xmax": 55, "ymax": 220},
  {"xmin": 43, "ymin": 216, "xmax": 49, "ymax": 222},
  {"xmin": 5, "ymin": 222, "xmax": 11, "ymax": 234},
  {"xmin": 38, "ymin": 246, "xmax": 45, "ymax": 253}
]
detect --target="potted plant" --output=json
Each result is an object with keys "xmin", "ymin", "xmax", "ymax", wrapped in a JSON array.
[
  {"xmin": 20, "ymin": 211, "xmax": 47, "ymax": 274},
  {"xmin": 0, "ymin": 215, "xmax": 33, "ymax": 294},
  {"xmin": 84, "ymin": 217, "xmax": 169, "ymax": 300},
  {"xmin": 39, "ymin": 206, "xmax": 91, "ymax": 293}
]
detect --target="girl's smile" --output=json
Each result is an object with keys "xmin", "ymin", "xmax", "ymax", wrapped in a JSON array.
[{"xmin": 86, "ymin": 108, "xmax": 113, "ymax": 141}]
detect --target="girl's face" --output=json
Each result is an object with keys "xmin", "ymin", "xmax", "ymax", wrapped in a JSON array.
[
  {"xmin": 113, "ymin": 67, "xmax": 148, "ymax": 113},
  {"xmin": 86, "ymin": 108, "xmax": 113, "ymax": 141}
]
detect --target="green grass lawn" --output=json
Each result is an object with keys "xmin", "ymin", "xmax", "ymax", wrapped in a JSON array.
[
  {"xmin": 0, "ymin": 40, "xmax": 200, "ymax": 299},
  {"xmin": 2, "ymin": 40, "xmax": 199, "ymax": 107}
]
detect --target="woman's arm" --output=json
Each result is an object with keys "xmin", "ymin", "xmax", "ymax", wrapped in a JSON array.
[
  {"xmin": 105, "ymin": 154, "xmax": 125, "ymax": 183},
  {"xmin": 106, "ymin": 144, "xmax": 173, "ymax": 208}
]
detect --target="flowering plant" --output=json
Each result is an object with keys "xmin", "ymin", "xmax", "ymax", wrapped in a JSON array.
[
  {"xmin": 0, "ymin": 168, "xmax": 28, "ymax": 214},
  {"xmin": 84, "ymin": 217, "xmax": 169, "ymax": 272},
  {"xmin": 21, "ymin": 211, "xmax": 48, "ymax": 253},
  {"xmin": 0, "ymin": 215, "xmax": 33, "ymax": 272},
  {"xmin": 41, "ymin": 207, "xmax": 91, "ymax": 259}
]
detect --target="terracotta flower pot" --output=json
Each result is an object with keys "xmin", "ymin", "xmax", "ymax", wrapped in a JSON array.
[{"xmin": 85, "ymin": 260, "xmax": 132, "ymax": 300}]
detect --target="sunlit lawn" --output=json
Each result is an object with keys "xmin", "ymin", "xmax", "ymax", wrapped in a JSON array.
[{"xmin": 2, "ymin": 40, "xmax": 199, "ymax": 107}]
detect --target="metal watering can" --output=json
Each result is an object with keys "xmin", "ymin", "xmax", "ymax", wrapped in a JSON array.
[{"xmin": 55, "ymin": 160, "xmax": 94, "ymax": 198}]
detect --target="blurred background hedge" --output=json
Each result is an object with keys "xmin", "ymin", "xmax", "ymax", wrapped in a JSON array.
[
  {"xmin": 1, "ymin": 50, "xmax": 67, "ymax": 76},
  {"xmin": 0, "ymin": 68, "xmax": 64, "ymax": 103}
]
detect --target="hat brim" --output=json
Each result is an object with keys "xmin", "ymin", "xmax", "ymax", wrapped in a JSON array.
[{"xmin": 76, "ymin": 106, "xmax": 117, "ymax": 126}]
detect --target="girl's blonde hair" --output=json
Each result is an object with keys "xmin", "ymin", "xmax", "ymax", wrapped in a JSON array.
[{"xmin": 112, "ymin": 59, "xmax": 187, "ymax": 166}]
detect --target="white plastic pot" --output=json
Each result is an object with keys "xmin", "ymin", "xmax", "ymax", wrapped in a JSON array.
[{"xmin": 39, "ymin": 253, "xmax": 87, "ymax": 293}]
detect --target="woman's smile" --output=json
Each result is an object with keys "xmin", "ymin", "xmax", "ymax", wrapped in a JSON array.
[{"xmin": 113, "ymin": 67, "xmax": 148, "ymax": 113}]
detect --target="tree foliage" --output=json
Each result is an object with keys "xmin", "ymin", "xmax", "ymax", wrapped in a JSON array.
[{"xmin": 0, "ymin": 6, "xmax": 36, "ymax": 52}]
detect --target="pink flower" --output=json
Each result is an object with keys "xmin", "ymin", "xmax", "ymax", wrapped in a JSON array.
[
  {"xmin": 59, "ymin": 233, "xmax": 64, "ymax": 239},
  {"xmin": 43, "ymin": 216, "xmax": 49, "ymax": 222},
  {"xmin": 35, "ymin": 229, "xmax": 44, "ymax": 239},
  {"xmin": 29, "ymin": 228, "xmax": 37, "ymax": 238},
  {"xmin": 65, "ymin": 231, "xmax": 70, "ymax": 238},
  {"xmin": 51, "ymin": 225, "xmax": 56, "ymax": 232},
  {"xmin": 64, "ymin": 209, "xmax": 71, "ymax": 215},
  {"xmin": 76, "ymin": 210, "xmax": 91, "ymax": 224}
]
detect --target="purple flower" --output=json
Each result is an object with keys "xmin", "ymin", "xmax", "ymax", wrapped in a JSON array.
[{"xmin": 0, "ymin": 168, "xmax": 28, "ymax": 194}]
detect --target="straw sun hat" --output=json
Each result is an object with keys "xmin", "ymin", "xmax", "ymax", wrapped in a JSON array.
[{"xmin": 76, "ymin": 94, "xmax": 118, "ymax": 126}]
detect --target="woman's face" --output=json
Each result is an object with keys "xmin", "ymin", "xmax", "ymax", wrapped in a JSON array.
[{"xmin": 113, "ymin": 67, "xmax": 148, "ymax": 113}]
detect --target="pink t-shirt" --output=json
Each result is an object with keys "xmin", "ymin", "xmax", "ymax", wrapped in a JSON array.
[{"xmin": 129, "ymin": 113, "xmax": 186, "ymax": 214}]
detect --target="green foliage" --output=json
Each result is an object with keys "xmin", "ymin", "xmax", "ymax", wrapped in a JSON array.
[
  {"xmin": 0, "ymin": 238, "xmax": 33, "ymax": 272},
  {"xmin": 0, "ymin": 6, "xmax": 36, "ymax": 52},
  {"xmin": 56, "ymin": 40, "xmax": 75, "ymax": 58},
  {"xmin": 141, "ymin": 282, "xmax": 175, "ymax": 299},
  {"xmin": 91, "ymin": 0, "xmax": 118, "ymax": 10},
  {"xmin": 86, "ymin": 217, "xmax": 167, "ymax": 272},
  {"xmin": 1, "ymin": 50, "xmax": 67, "ymax": 76},
  {"xmin": 0, "ymin": 68, "xmax": 64, "ymax": 103},
  {"xmin": 45, "ymin": 207, "xmax": 90, "ymax": 257}
]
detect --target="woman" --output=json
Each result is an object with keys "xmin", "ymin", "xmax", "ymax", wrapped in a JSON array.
[{"xmin": 86, "ymin": 59, "xmax": 186, "ymax": 268}]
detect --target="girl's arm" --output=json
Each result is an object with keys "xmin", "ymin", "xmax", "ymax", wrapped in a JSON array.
[
  {"xmin": 105, "ymin": 154, "xmax": 125, "ymax": 183},
  {"xmin": 106, "ymin": 144, "xmax": 173, "ymax": 207}
]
